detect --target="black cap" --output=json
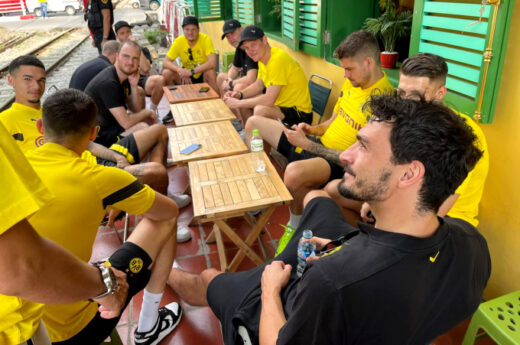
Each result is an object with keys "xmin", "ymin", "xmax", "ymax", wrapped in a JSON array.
[
  {"xmin": 182, "ymin": 16, "xmax": 199, "ymax": 27},
  {"xmin": 238, "ymin": 25, "xmax": 265, "ymax": 47},
  {"xmin": 221, "ymin": 19, "xmax": 241, "ymax": 40},
  {"xmin": 114, "ymin": 20, "xmax": 132, "ymax": 33}
]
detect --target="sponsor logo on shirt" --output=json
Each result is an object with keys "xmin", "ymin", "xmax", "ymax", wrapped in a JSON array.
[
  {"xmin": 338, "ymin": 107, "xmax": 362, "ymax": 131},
  {"xmin": 429, "ymin": 250, "xmax": 440, "ymax": 263}
]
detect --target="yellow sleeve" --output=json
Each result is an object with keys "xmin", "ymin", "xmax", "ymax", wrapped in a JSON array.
[{"xmin": 0, "ymin": 122, "xmax": 53, "ymax": 234}]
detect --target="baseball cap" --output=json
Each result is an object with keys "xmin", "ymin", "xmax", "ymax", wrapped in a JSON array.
[
  {"xmin": 114, "ymin": 20, "xmax": 132, "ymax": 33},
  {"xmin": 221, "ymin": 19, "xmax": 241, "ymax": 40},
  {"xmin": 238, "ymin": 25, "xmax": 265, "ymax": 47},
  {"xmin": 182, "ymin": 15, "xmax": 199, "ymax": 27}
]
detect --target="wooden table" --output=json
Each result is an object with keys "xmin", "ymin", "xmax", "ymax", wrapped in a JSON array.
[
  {"xmin": 162, "ymin": 83, "xmax": 219, "ymax": 104},
  {"xmin": 167, "ymin": 121, "xmax": 248, "ymax": 166},
  {"xmin": 168, "ymin": 98, "xmax": 237, "ymax": 127},
  {"xmin": 189, "ymin": 152, "xmax": 293, "ymax": 272}
]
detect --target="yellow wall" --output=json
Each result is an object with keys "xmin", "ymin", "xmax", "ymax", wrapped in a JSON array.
[{"xmin": 202, "ymin": 5, "xmax": 520, "ymax": 296}]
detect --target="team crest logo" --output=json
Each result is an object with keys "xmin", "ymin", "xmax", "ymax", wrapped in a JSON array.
[
  {"xmin": 35, "ymin": 136, "xmax": 45, "ymax": 147},
  {"xmin": 101, "ymin": 0, "xmax": 109, "ymax": 4},
  {"xmin": 129, "ymin": 258, "xmax": 143, "ymax": 273}
]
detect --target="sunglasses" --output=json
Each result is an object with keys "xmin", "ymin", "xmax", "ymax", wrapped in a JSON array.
[{"xmin": 188, "ymin": 48, "xmax": 194, "ymax": 61}]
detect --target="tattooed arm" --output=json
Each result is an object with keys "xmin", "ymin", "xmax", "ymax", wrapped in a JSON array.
[
  {"xmin": 282, "ymin": 126, "xmax": 343, "ymax": 166},
  {"xmin": 87, "ymin": 141, "xmax": 130, "ymax": 167}
]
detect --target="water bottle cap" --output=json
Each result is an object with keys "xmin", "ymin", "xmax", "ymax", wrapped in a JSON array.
[
  {"xmin": 302, "ymin": 229, "xmax": 313, "ymax": 239},
  {"xmin": 252, "ymin": 129, "xmax": 259, "ymax": 136}
]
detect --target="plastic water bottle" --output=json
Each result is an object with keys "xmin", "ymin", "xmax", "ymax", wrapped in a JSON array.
[
  {"xmin": 296, "ymin": 230, "xmax": 316, "ymax": 277},
  {"xmin": 250, "ymin": 129, "xmax": 265, "ymax": 172}
]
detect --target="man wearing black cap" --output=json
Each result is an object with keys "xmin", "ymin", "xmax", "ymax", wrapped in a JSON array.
[
  {"xmin": 114, "ymin": 20, "xmax": 169, "ymax": 122},
  {"xmin": 162, "ymin": 15, "xmax": 218, "ymax": 92},
  {"xmin": 223, "ymin": 25, "xmax": 312, "ymax": 128},
  {"xmin": 216, "ymin": 19, "xmax": 258, "ymax": 124},
  {"xmin": 86, "ymin": 0, "xmax": 115, "ymax": 54}
]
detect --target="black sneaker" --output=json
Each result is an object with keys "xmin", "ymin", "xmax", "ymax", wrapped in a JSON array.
[
  {"xmin": 134, "ymin": 302, "xmax": 183, "ymax": 345},
  {"xmin": 162, "ymin": 111, "xmax": 173, "ymax": 124}
]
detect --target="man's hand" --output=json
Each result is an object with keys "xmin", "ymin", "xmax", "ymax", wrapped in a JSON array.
[
  {"xmin": 223, "ymin": 95, "xmax": 241, "ymax": 109},
  {"xmin": 283, "ymin": 125, "xmax": 310, "ymax": 149},
  {"xmin": 128, "ymin": 70, "xmax": 140, "ymax": 88},
  {"xmin": 178, "ymin": 68, "xmax": 192, "ymax": 79},
  {"xmin": 305, "ymin": 236, "xmax": 331, "ymax": 263},
  {"xmin": 94, "ymin": 267, "xmax": 128, "ymax": 319},
  {"xmin": 261, "ymin": 261, "xmax": 291, "ymax": 296},
  {"xmin": 296, "ymin": 122, "xmax": 313, "ymax": 135},
  {"xmin": 181, "ymin": 76, "xmax": 192, "ymax": 85},
  {"xmin": 115, "ymin": 155, "xmax": 130, "ymax": 168},
  {"xmin": 143, "ymin": 109, "xmax": 158, "ymax": 124},
  {"xmin": 223, "ymin": 78, "xmax": 232, "ymax": 92},
  {"xmin": 360, "ymin": 202, "xmax": 375, "ymax": 223}
]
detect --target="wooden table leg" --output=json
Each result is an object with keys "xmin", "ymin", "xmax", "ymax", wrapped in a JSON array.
[
  {"xmin": 227, "ymin": 207, "xmax": 275, "ymax": 272},
  {"xmin": 213, "ymin": 224, "xmax": 228, "ymax": 271}
]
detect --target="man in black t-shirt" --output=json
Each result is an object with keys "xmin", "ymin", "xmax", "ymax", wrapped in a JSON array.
[
  {"xmin": 114, "ymin": 21, "xmax": 168, "ymax": 120},
  {"xmin": 216, "ymin": 19, "xmax": 258, "ymax": 124},
  {"xmin": 87, "ymin": 0, "xmax": 115, "ymax": 54},
  {"xmin": 167, "ymin": 95, "xmax": 491, "ymax": 345},
  {"xmin": 69, "ymin": 40, "xmax": 120, "ymax": 91}
]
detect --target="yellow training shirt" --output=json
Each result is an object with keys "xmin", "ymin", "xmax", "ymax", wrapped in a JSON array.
[
  {"xmin": 0, "ymin": 102, "xmax": 45, "ymax": 153},
  {"xmin": 320, "ymin": 73, "xmax": 393, "ymax": 150},
  {"xmin": 257, "ymin": 47, "xmax": 312, "ymax": 113},
  {"xmin": 0, "ymin": 122, "xmax": 53, "ymax": 345},
  {"xmin": 166, "ymin": 33, "xmax": 216, "ymax": 79},
  {"xmin": 447, "ymin": 112, "xmax": 489, "ymax": 227},
  {"xmin": 26, "ymin": 142, "xmax": 156, "ymax": 342}
]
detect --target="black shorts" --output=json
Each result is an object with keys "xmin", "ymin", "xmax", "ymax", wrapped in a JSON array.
[
  {"xmin": 279, "ymin": 106, "xmax": 313, "ymax": 127},
  {"xmin": 105, "ymin": 134, "xmax": 140, "ymax": 164},
  {"xmin": 138, "ymin": 74, "xmax": 149, "ymax": 90},
  {"xmin": 190, "ymin": 74, "xmax": 204, "ymax": 84},
  {"xmin": 276, "ymin": 134, "xmax": 344, "ymax": 182},
  {"xmin": 207, "ymin": 197, "xmax": 358, "ymax": 344},
  {"xmin": 54, "ymin": 242, "xmax": 152, "ymax": 344}
]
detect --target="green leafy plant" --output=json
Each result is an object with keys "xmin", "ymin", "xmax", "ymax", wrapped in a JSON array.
[
  {"xmin": 363, "ymin": 0, "xmax": 413, "ymax": 52},
  {"xmin": 144, "ymin": 29, "xmax": 167, "ymax": 45},
  {"xmin": 268, "ymin": 0, "xmax": 281, "ymax": 18}
]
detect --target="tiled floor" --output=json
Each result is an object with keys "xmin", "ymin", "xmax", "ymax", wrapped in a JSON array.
[{"xmin": 89, "ymin": 95, "xmax": 497, "ymax": 345}]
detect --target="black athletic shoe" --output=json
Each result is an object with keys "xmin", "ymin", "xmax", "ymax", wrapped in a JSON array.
[
  {"xmin": 162, "ymin": 111, "xmax": 173, "ymax": 124},
  {"xmin": 134, "ymin": 302, "xmax": 182, "ymax": 345}
]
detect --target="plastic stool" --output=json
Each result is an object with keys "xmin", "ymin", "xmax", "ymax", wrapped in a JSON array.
[
  {"xmin": 222, "ymin": 51, "xmax": 235, "ymax": 73},
  {"xmin": 102, "ymin": 329, "xmax": 123, "ymax": 345},
  {"xmin": 462, "ymin": 290, "xmax": 520, "ymax": 345}
]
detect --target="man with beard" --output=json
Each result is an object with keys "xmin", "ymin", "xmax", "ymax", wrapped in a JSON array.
[
  {"xmin": 167, "ymin": 94, "xmax": 490, "ymax": 345},
  {"xmin": 244, "ymin": 30, "xmax": 392, "ymax": 229}
]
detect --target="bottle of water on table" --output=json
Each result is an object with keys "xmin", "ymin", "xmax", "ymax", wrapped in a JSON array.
[
  {"xmin": 296, "ymin": 229, "xmax": 316, "ymax": 277},
  {"xmin": 250, "ymin": 129, "xmax": 265, "ymax": 172}
]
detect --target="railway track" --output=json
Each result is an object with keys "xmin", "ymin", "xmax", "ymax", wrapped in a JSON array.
[{"xmin": 0, "ymin": 27, "xmax": 91, "ymax": 111}]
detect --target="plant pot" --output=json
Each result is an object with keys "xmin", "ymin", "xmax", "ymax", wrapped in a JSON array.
[{"xmin": 380, "ymin": 51, "xmax": 399, "ymax": 69}]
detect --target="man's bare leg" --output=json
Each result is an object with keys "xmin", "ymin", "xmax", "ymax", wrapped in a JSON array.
[
  {"xmin": 124, "ymin": 162, "xmax": 168, "ymax": 194},
  {"xmin": 168, "ymin": 268, "xmax": 221, "ymax": 306},
  {"xmin": 234, "ymin": 81, "xmax": 254, "ymax": 125},
  {"xmin": 132, "ymin": 124, "xmax": 169, "ymax": 166},
  {"xmin": 244, "ymin": 115, "xmax": 285, "ymax": 149},
  {"xmin": 323, "ymin": 179, "xmax": 363, "ymax": 226},
  {"xmin": 121, "ymin": 122, "xmax": 150, "ymax": 136},
  {"xmin": 145, "ymin": 75, "xmax": 166, "ymax": 107},
  {"xmin": 162, "ymin": 69, "xmax": 181, "ymax": 86},
  {"xmin": 253, "ymin": 105, "xmax": 284, "ymax": 121},
  {"xmin": 216, "ymin": 72, "xmax": 228, "ymax": 97},
  {"xmin": 203, "ymin": 69, "xmax": 218, "ymax": 94},
  {"xmin": 284, "ymin": 157, "xmax": 331, "ymax": 215}
]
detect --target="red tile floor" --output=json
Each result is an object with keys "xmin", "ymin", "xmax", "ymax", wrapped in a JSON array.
[{"xmin": 89, "ymin": 97, "xmax": 496, "ymax": 345}]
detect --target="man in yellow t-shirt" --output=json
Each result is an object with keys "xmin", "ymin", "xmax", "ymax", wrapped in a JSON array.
[
  {"xmin": 245, "ymin": 30, "xmax": 392, "ymax": 228},
  {"xmin": 329, "ymin": 53, "xmax": 489, "ymax": 228},
  {"xmin": 0, "ymin": 122, "xmax": 129, "ymax": 345},
  {"xmin": 162, "ymin": 15, "xmax": 218, "ymax": 92},
  {"xmin": 26, "ymin": 88, "xmax": 183, "ymax": 345},
  {"xmin": 224, "ymin": 25, "xmax": 313, "ymax": 127}
]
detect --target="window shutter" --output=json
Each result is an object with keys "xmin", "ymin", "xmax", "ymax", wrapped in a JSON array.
[
  {"xmin": 281, "ymin": 0, "xmax": 300, "ymax": 50},
  {"xmin": 187, "ymin": 0, "xmax": 224, "ymax": 22},
  {"xmin": 231, "ymin": 0, "xmax": 254, "ymax": 25},
  {"xmin": 409, "ymin": 0, "xmax": 514, "ymax": 123},
  {"xmin": 298, "ymin": 0, "xmax": 324, "ymax": 57}
]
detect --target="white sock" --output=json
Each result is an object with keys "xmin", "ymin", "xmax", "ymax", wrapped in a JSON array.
[
  {"xmin": 150, "ymin": 103, "xmax": 158, "ymax": 111},
  {"xmin": 137, "ymin": 289, "xmax": 164, "ymax": 333},
  {"xmin": 288, "ymin": 211, "xmax": 302, "ymax": 229}
]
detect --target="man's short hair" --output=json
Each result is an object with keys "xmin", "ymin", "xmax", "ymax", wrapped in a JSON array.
[
  {"xmin": 9, "ymin": 55, "xmax": 45, "ymax": 75},
  {"xmin": 334, "ymin": 30, "xmax": 380, "ymax": 63},
  {"xmin": 365, "ymin": 93, "xmax": 483, "ymax": 213},
  {"xmin": 102, "ymin": 40, "xmax": 121, "ymax": 55},
  {"xmin": 42, "ymin": 88, "xmax": 97, "ymax": 138},
  {"xmin": 400, "ymin": 53, "xmax": 448, "ymax": 85},
  {"xmin": 119, "ymin": 40, "xmax": 141, "ymax": 53}
]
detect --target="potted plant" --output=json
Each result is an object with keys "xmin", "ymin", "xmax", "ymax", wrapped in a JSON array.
[{"xmin": 364, "ymin": 0, "xmax": 413, "ymax": 68}]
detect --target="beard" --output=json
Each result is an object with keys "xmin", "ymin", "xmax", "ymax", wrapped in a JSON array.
[{"xmin": 338, "ymin": 167, "xmax": 391, "ymax": 202}]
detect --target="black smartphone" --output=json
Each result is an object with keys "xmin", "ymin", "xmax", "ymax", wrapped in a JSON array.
[
  {"xmin": 168, "ymin": 86, "xmax": 178, "ymax": 91},
  {"xmin": 199, "ymin": 86, "xmax": 210, "ymax": 93}
]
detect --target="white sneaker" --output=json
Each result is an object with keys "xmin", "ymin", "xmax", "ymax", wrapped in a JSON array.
[
  {"xmin": 168, "ymin": 193, "xmax": 191, "ymax": 208},
  {"xmin": 134, "ymin": 302, "xmax": 182, "ymax": 345},
  {"xmin": 177, "ymin": 225, "xmax": 192, "ymax": 243}
]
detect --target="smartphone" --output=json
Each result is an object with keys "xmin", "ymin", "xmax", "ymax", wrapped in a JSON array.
[
  {"xmin": 168, "ymin": 86, "xmax": 178, "ymax": 91},
  {"xmin": 198, "ymin": 86, "xmax": 210, "ymax": 93},
  {"xmin": 180, "ymin": 143, "xmax": 201, "ymax": 155}
]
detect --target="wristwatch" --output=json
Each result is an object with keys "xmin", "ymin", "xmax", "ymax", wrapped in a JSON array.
[
  {"xmin": 102, "ymin": 36, "xmax": 108, "ymax": 40},
  {"xmin": 228, "ymin": 80, "xmax": 234, "ymax": 89},
  {"xmin": 190, "ymin": 68, "xmax": 195, "ymax": 76},
  {"xmin": 92, "ymin": 264, "xmax": 118, "ymax": 299}
]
